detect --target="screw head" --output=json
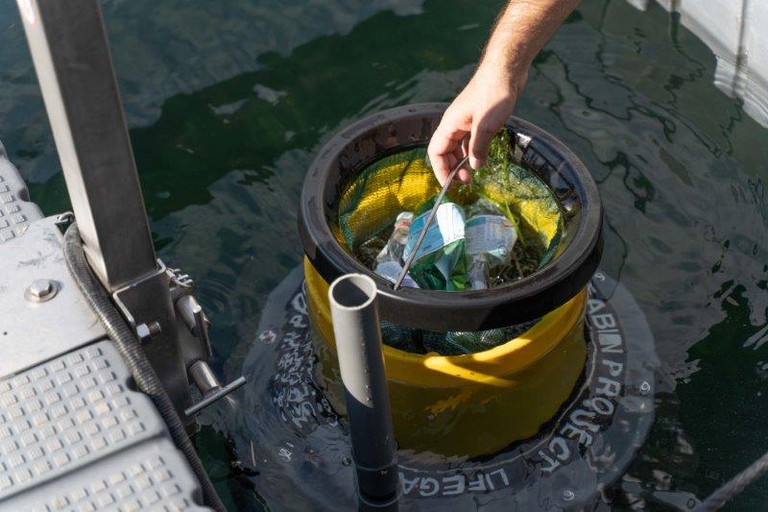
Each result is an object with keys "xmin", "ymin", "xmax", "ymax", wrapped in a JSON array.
[{"xmin": 26, "ymin": 279, "xmax": 57, "ymax": 302}]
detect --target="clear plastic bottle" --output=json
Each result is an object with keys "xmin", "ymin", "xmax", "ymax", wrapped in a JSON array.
[
  {"xmin": 375, "ymin": 212, "xmax": 413, "ymax": 265},
  {"xmin": 372, "ymin": 212, "xmax": 420, "ymax": 288},
  {"xmin": 464, "ymin": 199, "xmax": 517, "ymax": 290},
  {"xmin": 374, "ymin": 260, "xmax": 420, "ymax": 288}
]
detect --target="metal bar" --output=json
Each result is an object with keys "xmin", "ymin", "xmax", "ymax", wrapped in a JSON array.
[
  {"xmin": 17, "ymin": 0, "xmax": 157, "ymax": 291},
  {"xmin": 394, "ymin": 155, "xmax": 469, "ymax": 290},
  {"xmin": 184, "ymin": 359, "xmax": 246, "ymax": 417},
  {"xmin": 328, "ymin": 274, "xmax": 399, "ymax": 509}
]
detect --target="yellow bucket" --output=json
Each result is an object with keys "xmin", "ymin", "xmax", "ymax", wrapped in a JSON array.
[
  {"xmin": 306, "ymin": 258, "xmax": 587, "ymax": 457},
  {"xmin": 298, "ymin": 104, "xmax": 602, "ymax": 457}
]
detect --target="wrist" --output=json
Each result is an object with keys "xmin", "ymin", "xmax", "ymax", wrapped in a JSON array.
[
  {"xmin": 475, "ymin": 52, "xmax": 529, "ymax": 93},
  {"xmin": 484, "ymin": 33, "xmax": 537, "ymax": 67}
]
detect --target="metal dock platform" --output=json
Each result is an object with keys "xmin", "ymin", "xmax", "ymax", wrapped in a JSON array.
[{"xmin": 0, "ymin": 153, "xmax": 212, "ymax": 511}]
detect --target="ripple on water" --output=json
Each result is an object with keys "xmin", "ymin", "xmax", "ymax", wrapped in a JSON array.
[{"xmin": 6, "ymin": 0, "xmax": 768, "ymax": 508}]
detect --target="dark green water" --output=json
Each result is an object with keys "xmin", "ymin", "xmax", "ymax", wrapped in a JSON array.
[{"xmin": 3, "ymin": 0, "xmax": 768, "ymax": 510}]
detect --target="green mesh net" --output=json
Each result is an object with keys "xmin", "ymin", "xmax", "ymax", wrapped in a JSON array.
[{"xmin": 332, "ymin": 129, "xmax": 564, "ymax": 354}]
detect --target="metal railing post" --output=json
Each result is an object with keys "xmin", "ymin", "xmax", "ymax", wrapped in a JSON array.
[
  {"xmin": 16, "ymin": 0, "xmax": 193, "ymax": 418},
  {"xmin": 17, "ymin": 0, "xmax": 157, "ymax": 291}
]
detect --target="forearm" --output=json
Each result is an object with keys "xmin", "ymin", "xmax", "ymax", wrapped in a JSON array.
[
  {"xmin": 481, "ymin": 0, "xmax": 580, "ymax": 81},
  {"xmin": 427, "ymin": 0, "xmax": 579, "ymax": 183}
]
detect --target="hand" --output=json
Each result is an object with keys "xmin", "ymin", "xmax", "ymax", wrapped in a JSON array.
[{"xmin": 427, "ymin": 64, "xmax": 528, "ymax": 186}]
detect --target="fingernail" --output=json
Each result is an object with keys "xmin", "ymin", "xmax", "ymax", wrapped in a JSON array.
[{"xmin": 469, "ymin": 157, "xmax": 484, "ymax": 170}]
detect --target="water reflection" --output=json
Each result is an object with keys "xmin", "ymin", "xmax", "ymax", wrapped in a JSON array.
[{"xmin": 3, "ymin": 0, "xmax": 768, "ymax": 509}]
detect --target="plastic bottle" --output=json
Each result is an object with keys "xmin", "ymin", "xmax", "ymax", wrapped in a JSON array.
[
  {"xmin": 374, "ymin": 260, "xmax": 420, "ymax": 289},
  {"xmin": 371, "ymin": 212, "xmax": 420, "ymax": 288},
  {"xmin": 464, "ymin": 199, "xmax": 517, "ymax": 290},
  {"xmin": 375, "ymin": 212, "xmax": 413, "ymax": 265},
  {"xmin": 403, "ymin": 202, "xmax": 468, "ymax": 291}
]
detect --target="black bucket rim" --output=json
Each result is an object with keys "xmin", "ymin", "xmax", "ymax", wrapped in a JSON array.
[{"xmin": 298, "ymin": 102, "xmax": 603, "ymax": 331}]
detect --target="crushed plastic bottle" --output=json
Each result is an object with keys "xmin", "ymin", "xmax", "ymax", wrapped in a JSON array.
[
  {"xmin": 403, "ymin": 202, "xmax": 468, "ymax": 291},
  {"xmin": 465, "ymin": 200, "xmax": 518, "ymax": 290},
  {"xmin": 375, "ymin": 212, "xmax": 413, "ymax": 265},
  {"xmin": 369, "ymin": 212, "xmax": 420, "ymax": 288},
  {"xmin": 462, "ymin": 199, "xmax": 518, "ymax": 289}
]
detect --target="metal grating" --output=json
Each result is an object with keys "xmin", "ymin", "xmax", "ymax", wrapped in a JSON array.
[
  {"xmin": 0, "ymin": 143, "xmax": 43, "ymax": 243},
  {"xmin": 0, "ymin": 341, "xmax": 210, "ymax": 511},
  {"xmin": 18, "ymin": 440, "xmax": 208, "ymax": 512}
]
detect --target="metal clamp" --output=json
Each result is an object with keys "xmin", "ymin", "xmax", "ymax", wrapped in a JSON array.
[
  {"xmin": 169, "ymin": 270, "xmax": 247, "ymax": 418},
  {"xmin": 111, "ymin": 260, "xmax": 194, "ymax": 423}
]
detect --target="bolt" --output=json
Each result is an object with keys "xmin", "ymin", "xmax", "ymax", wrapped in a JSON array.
[
  {"xmin": 148, "ymin": 321, "xmax": 162, "ymax": 336},
  {"xmin": 136, "ymin": 321, "xmax": 162, "ymax": 342},
  {"xmin": 640, "ymin": 381, "xmax": 651, "ymax": 395},
  {"xmin": 563, "ymin": 490, "xmax": 575, "ymax": 502},
  {"xmin": 25, "ymin": 279, "xmax": 57, "ymax": 302},
  {"xmin": 30, "ymin": 279, "xmax": 52, "ymax": 297}
]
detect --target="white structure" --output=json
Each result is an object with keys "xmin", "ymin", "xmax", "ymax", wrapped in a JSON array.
[{"xmin": 628, "ymin": 0, "xmax": 768, "ymax": 128}]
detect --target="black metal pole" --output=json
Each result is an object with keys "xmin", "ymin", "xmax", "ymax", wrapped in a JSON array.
[{"xmin": 328, "ymin": 274, "xmax": 399, "ymax": 510}]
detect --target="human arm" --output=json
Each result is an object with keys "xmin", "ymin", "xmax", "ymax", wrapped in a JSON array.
[{"xmin": 428, "ymin": 0, "xmax": 580, "ymax": 185}]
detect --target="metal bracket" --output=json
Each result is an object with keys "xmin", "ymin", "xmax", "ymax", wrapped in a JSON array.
[
  {"xmin": 112, "ymin": 261, "xmax": 247, "ymax": 421},
  {"xmin": 112, "ymin": 260, "xmax": 194, "ymax": 424}
]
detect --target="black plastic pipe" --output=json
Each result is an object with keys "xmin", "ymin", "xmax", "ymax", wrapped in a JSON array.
[{"xmin": 328, "ymin": 274, "xmax": 399, "ymax": 510}]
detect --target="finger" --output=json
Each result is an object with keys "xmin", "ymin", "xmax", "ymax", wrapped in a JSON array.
[
  {"xmin": 453, "ymin": 139, "xmax": 472, "ymax": 183},
  {"xmin": 429, "ymin": 153, "xmax": 452, "ymax": 187},
  {"xmin": 429, "ymin": 126, "xmax": 468, "ymax": 186},
  {"xmin": 469, "ymin": 118, "xmax": 498, "ymax": 171},
  {"xmin": 428, "ymin": 108, "xmax": 473, "ymax": 185},
  {"xmin": 451, "ymin": 141, "xmax": 467, "ymax": 163},
  {"xmin": 446, "ymin": 152, "xmax": 459, "ymax": 174},
  {"xmin": 456, "ymin": 167, "xmax": 472, "ymax": 183}
]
